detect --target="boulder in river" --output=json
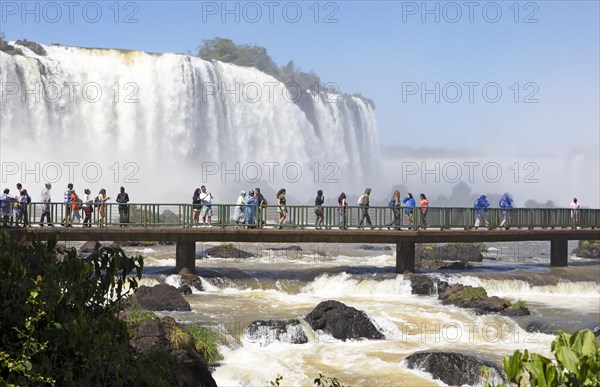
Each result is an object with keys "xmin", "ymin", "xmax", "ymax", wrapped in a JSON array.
[
  {"xmin": 130, "ymin": 284, "xmax": 191, "ymax": 311},
  {"xmin": 572, "ymin": 241, "xmax": 600, "ymax": 258},
  {"xmin": 304, "ymin": 300, "xmax": 384, "ymax": 341},
  {"xmin": 405, "ymin": 351, "xmax": 506, "ymax": 386},
  {"xmin": 244, "ymin": 319, "xmax": 308, "ymax": 346},
  {"xmin": 200, "ymin": 244, "xmax": 255, "ymax": 259}
]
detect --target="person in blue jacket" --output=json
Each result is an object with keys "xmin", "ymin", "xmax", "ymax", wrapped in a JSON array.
[
  {"xmin": 498, "ymin": 193, "xmax": 514, "ymax": 228},
  {"xmin": 245, "ymin": 190, "xmax": 258, "ymax": 228},
  {"xmin": 474, "ymin": 194, "xmax": 491, "ymax": 229},
  {"xmin": 402, "ymin": 192, "xmax": 416, "ymax": 228}
]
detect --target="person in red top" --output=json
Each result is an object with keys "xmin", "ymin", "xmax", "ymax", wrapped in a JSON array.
[
  {"xmin": 71, "ymin": 190, "xmax": 81, "ymax": 226},
  {"xmin": 419, "ymin": 193, "xmax": 429, "ymax": 229}
]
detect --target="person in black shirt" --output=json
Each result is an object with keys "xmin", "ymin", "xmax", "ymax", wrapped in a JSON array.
[{"xmin": 116, "ymin": 186, "xmax": 130, "ymax": 227}]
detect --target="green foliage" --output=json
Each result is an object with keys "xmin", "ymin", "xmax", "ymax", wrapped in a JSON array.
[
  {"xmin": 314, "ymin": 373, "xmax": 347, "ymax": 387},
  {"xmin": 185, "ymin": 324, "xmax": 222, "ymax": 364},
  {"xmin": 512, "ymin": 300, "xmax": 528, "ymax": 310},
  {"xmin": 502, "ymin": 329, "xmax": 600, "ymax": 387},
  {"xmin": 580, "ymin": 240, "xmax": 600, "ymax": 246},
  {"xmin": 125, "ymin": 306, "xmax": 158, "ymax": 334},
  {"xmin": 198, "ymin": 37, "xmax": 369, "ymax": 106},
  {"xmin": 449, "ymin": 287, "xmax": 488, "ymax": 302},
  {"xmin": 0, "ymin": 232, "xmax": 178, "ymax": 385}
]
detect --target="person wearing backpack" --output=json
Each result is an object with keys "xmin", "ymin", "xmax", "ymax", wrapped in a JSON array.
[
  {"xmin": 338, "ymin": 192, "xmax": 348, "ymax": 229},
  {"xmin": 498, "ymin": 193, "xmax": 513, "ymax": 229},
  {"xmin": 386, "ymin": 190, "xmax": 402, "ymax": 229},
  {"xmin": 358, "ymin": 188, "xmax": 373, "ymax": 229}
]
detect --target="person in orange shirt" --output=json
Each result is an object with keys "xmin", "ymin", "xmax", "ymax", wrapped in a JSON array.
[
  {"xmin": 419, "ymin": 193, "xmax": 429, "ymax": 230},
  {"xmin": 71, "ymin": 190, "xmax": 81, "ymax": 225}
]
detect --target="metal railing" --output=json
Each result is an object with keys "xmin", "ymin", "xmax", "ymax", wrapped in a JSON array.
[{"xmin": 1, "ymin": 202, "xmax": 598, "ymax": 230}]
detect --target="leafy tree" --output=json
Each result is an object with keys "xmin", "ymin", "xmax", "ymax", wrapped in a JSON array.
[{"xmin": 0, "ymin": 233, "xmax": 179, "ymax": 385}]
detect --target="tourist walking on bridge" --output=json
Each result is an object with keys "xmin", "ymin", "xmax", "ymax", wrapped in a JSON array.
[
  {"xmin": 314, "ymin": 190, "xmax": 325, "ymax": 229},
  {"xmin": 419, "ymin": 193, "xmax": 429, "ymax": 229},
  {"xmin": 499, "ymin": 193, "xmax": 513, "ymax": 229},
  {"xmin": 338, "ymin": 192, "xmax": 348, "ymax": 229},
  {"xmin": 358, "ymin": 188, "xmax": 373, "ymax": 229},
  {"xmin": 82, "ymin": 189, "xmax": 93, "ymax": 227},
  {"xmin": 40, "ymin": 183, "xmax": 52, "ymax": 226},
  {"xmin": 474, "ymin": 194, "xmax": 490, "ymax": 229},
  {"xmin": 18, "ymin": 189, "xmax": 31, "ymax": 227},
  {"xmin": 570, "ymin": 198, "xmax": 580, "ymax": 227},
  {"xmin": 386, "ymin": 190, "xmax": 402, "ymax": 230},
  {"xmin": 71, "ymin": 190, "xmax": 81, "ymax": 225},
  {"xmin": 61, "ymin": 183, "xmax": 73, "ymax": 227},
  {"xmin": 277, "ymin": 189, "xmax": 287, "ymax": 229}
]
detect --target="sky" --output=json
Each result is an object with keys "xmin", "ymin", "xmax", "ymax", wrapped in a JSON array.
[{"xmin": 1, "ymin": 0, "xmax": 599, "ymax": 205}]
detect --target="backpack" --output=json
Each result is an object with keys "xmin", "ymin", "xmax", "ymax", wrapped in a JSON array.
[
  {"xmin": 388, "ymin": 198, "xmax": 395, "ymax": 208},
  {"xmin": 94, "ymin": 196, "xmax": 101, "ymax": 209},
  {"xmin": 358, "ymin": 195, "xmax": 365, "ymax": 206}
]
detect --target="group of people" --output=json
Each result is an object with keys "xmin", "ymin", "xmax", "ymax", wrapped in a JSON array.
[{"xmin": 0, "ymin": 182, "xmax": 130, "ymax": 228}]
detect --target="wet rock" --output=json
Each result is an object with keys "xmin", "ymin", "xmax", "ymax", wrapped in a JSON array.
[
  {"xmin": 359, "ymin": 245, "xmax": 392, "ymax": 251},
  {"xmin": 439, "ymin": 284, "xmax": 530, "ymax": 316},
  {"xmin": 180, "ymin": 274, "xmax": 203, "ymax": 292},
  {"xmin": 131, "ymin": 284, "xmax": 191, "ymax": 311},
  {"xmin": 593, "ymin": 326, "xmax": 600, "ymax": 337},
  {"xmin": 407, "ymin": 275, "xmax": 438, "ymax": 295},
  {"xmin": 15, "ymin": 39, "xmax": 47, "ymax": 55},
  {"xmin": 178, "ymin": 285, "xmax": 193, "ymax": 295},
  {"xmin": 572, "ymin": 242, "xmax": 600, "ymax": 259},
  {"xmin": 525, "ymin": 321, "xmax": 556, "ymax": 335},
  {"xmin": 0, "ymin": 38, "xmax": 23, "ymax": 55},
  {"xmin": 79, "ymin": 241, "xmax": 102, "ymax": 253},
  {"xmin": 244, "ymin": 319, "xmax": 308, "ymax": 346},
  {"xmin": 417, "ymin": 243, "xmax": 484, "ymax": 262},
  {"xmin": 304, "ymin": 300, "xmax": 384, "ymax": 341},
  {"xmin": 129, "ymin": 316, "xmax": 217, "ymax": 387},
  {"xmin": 417, "ymin": 261, "xmax": 473, "ymax": 270},
  {"xmin": 405, "ymin": 351, "xmax": 506, "ymax": 386},
  {"xmin": 200, "ymin": 244, "xmax": 255, "ymax": 259}
]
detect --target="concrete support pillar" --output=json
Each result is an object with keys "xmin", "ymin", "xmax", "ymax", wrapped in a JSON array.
[
  {"xmin": 396, "ymin": 242, "xmax": 416, "ymax": 273},
  {"xmin": 550, "ymin": 238, "xmax": 568, "ymax": 267},
  {"xmin": 176, "ymin": 241, "xmax": 196, "ymax": 274}
]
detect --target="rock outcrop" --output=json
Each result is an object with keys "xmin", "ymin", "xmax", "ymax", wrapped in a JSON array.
[
  {"xmin": 129, "ymin": 284, "xmax": 191, "ymax": 311},
  {"xmin": 304, "ymin": 300, "xmax": 384, "ymax": 341},
  {"xmin": 244, "ymin": 319, "xmax": 308, "ymax": 346}
]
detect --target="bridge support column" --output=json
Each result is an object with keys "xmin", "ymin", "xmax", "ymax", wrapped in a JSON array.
[
  {"xmin": 550, "ymin": 238, "xmax": 568, "ymax": 267},
  {"xmin": 176, "ymin": 241, "xmax": 196, "ymax": 274},
  {"xmin": 396, "ymin": 242, "xmax": 415, "ymax": 273}
]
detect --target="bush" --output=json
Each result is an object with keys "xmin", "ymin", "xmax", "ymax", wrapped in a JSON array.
[
  {"xmin": 0, "ymin": 232, "xmax": 178, "ymax": 385},
  {"xmin": 185, "ymin": 324, "xmax": 222, "ymax": 364},
  {"xmin": 449, "ymin": 287, "xmax": 488, "ymax": 302}
]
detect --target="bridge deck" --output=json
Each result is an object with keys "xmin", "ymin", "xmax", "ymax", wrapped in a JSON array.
[{"xmin": 6, "ymin": 227, "xmax": 599, "ymax": 274}]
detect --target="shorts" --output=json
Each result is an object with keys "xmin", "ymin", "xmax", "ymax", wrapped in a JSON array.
[{"xmin": 202, "ymin": 206, "xmax": 212, "ymax": 217}]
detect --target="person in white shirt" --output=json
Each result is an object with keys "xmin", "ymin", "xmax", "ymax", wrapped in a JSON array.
[
  {"xmin": 570, "ymin": 198, "xmax": 581, "ymax": 227},
  {"xmin": 199, "ymin": 185, "xmax": 213, "ymax": 227},
  {"xmin": 40, "ymin": 183, "xmax": 53, "ymax": 226}
]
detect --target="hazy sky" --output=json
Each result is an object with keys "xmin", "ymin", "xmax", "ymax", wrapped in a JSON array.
[{"xmin": 1, "ymin": 1, "xmax": 599, "ymax": 205}]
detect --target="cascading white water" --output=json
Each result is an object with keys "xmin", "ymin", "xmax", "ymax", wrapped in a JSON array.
[{"xmin": 0, "ymin": 42, "xmax": 379, "ymax": 201}]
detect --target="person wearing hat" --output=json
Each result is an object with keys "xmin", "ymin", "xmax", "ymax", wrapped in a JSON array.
[{"xmin": 232, "ymin": 190, "xmax": 246, "ymax": 227}]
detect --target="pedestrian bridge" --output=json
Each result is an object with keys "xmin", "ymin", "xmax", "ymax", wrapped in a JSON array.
[{"xmin": 5, "ymin": 203, "xmax": 599, "ymax": 274}]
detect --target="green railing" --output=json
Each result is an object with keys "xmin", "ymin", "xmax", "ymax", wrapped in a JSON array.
[{"xmin": 1, "ymin": 202, "xmax": 598, "ymax": 230}]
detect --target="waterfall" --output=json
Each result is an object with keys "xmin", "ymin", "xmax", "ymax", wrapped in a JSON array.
[{"xmin": 0, "ymin": 42, "xmax": 380, "ymax": 201}]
